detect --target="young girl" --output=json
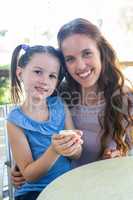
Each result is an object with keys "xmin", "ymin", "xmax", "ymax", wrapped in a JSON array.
[{"xmin": 7, "ymin": 44, "xmax": 83, "ymax": 200}]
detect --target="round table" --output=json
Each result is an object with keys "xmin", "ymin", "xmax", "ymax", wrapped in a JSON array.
[{"xmin": 37, "ymin": 157, "xmax": 133, "ymax": 200}]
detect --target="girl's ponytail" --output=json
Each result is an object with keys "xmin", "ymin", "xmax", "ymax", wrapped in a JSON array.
[{"xmin": 11, "ymin": 45, "xmax": 22, "ymax": 104}]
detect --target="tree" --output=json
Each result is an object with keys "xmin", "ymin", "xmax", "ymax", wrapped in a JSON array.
[
  {"xmin": 119, "ymin": 6, "xmax": 133, "ymax": 32},
  {"xmin": 0, "ymin": 29, "xmax": 8, "ymax": 37}
]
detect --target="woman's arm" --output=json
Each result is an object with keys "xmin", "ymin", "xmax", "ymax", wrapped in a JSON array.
[
  {"xmin": 7, "ymin": 122, "xmax": 60, "ymax": 182},
  {"xmin": 102, "ymin": 148, "xmax": 122, "ymax": 159}
]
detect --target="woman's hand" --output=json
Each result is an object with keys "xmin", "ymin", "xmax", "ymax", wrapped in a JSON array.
[
  {"xmin": 11, "ymin": 166, "xmax": 25, "ymax": 188},
  {"xmin": 52, "ymin": 130, "xmax": 83, "ymax": 157},
  {"xmin": 102, "ymin": 148, "xmax": 123, "ymax": 159}
]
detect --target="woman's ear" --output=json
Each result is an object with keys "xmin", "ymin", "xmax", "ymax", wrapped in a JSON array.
[{"xmin": 16, "ymin": 66, "xmax": 23, "ymax": 82}]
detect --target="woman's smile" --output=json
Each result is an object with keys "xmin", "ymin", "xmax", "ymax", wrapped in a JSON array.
[
  {"xmin": 76, "ymin": 68, "xmax": 94, "ymax": 80},
  {"xmin": 61, "ymin": 34, "xmax": 101, "ymax": 88}
]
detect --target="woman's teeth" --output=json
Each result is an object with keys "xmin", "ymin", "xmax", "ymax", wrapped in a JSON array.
[{"xmin": 78, "ymin": 69, "xmax": 92, "ymax": 78}]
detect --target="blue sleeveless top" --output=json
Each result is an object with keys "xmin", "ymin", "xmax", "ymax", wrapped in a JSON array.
[{"xmin": 7, "ymin": 96, "xmax": 71, "ymax": 197}]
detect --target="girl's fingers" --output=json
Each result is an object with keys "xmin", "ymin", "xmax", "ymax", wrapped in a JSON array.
[
  {"xmin": 53, "ymin": 139, "xmax": 82, "ymax": 156},
  {"xmin": 63, "ymin": 144, "xmax": 81, "ymax": 156},
  {"xmin": 58, "ymin": 137, "xmax": 83, "ymax": 149},
  {"xmin": 52, "ymin": 132, "xmax": 83, "ymax": 156},
  {"xmin": 55, "ymin": 137, "xmax": 77, "ymax": 150},
  {"xmin": 53, "ymin": 135, "xmax": 76, "ymax": 145},
  {"xmin": 53, "ymin": 130, "xmax": 83, "ymax": 140}
]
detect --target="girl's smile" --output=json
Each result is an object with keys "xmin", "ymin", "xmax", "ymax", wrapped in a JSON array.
[
  {"xmin": 17, "ymin": 53, "xmax": 60, "ymax": 101},
  {"xmin": 34, "ymin": 86, "xmax": 49, "ymax": 95}
]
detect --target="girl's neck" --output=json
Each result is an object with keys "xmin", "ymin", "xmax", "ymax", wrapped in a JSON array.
[
  {"xmin": 21, "ymin": 98, "xmax": 49, "ymax": 122},
  {"xmin": 23, "ymin": 97, "xmax": 47, "ymax": 110}
]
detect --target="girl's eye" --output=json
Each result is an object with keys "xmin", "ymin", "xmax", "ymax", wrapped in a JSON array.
[
  {"xmin": 49, "ymin": 74, "xmax": 57, "ymax": 79},
  {"xmin": 34, "ymin": 70, "xmax": 42, "ymax": 75}
]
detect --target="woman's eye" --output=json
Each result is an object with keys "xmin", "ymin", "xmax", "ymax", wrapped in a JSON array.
[
  {"xmin": 49, "ymin": 74, "xmax": 57, "ymax": 79},
  {"xmin": 84, "ymin": 51, "xmax": 92, "ymax": 57}
]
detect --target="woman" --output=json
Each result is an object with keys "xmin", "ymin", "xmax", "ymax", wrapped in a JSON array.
[{"xmin": 56, "ymin": 18, "xmax": 133, "ymax": 167}]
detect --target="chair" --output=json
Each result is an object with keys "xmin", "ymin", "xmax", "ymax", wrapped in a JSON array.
[{"xmin": 1, "ymin": 104, "xmax": 15, "ymax": 200}]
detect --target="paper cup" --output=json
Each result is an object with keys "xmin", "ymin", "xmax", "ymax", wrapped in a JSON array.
[{"xmin": 59, "ymin": 130, "xmax": 77, "ymax": 136}]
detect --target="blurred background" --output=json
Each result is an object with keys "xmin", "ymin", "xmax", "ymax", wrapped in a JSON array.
[{"xmin": 0, "ymin": 0, "xmax": 133, "ymax": 104}]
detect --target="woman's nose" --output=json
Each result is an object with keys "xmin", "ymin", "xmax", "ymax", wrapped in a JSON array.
[{"xmin": 76, "ymin": 58, "xmax": 86, "ymax": 72}]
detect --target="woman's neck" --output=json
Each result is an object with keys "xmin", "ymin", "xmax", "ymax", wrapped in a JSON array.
[{"xmin": 81, "ymin": 85, "xmax": 104, "ymax": 106}]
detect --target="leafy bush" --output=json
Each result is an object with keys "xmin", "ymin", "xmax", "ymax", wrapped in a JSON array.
[
  {"xmin": 0, "ymin": 77, "xmax": 10, "ymax": 104},
  {"xmin": 0, "ymin": 65, "xmax": 10, "ymax": 104},
  {"xmin": 0, "ymin": 64, "xmax": 9, "ymax": 69}
]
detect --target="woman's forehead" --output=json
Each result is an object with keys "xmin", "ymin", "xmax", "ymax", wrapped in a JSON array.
[{"xmin": 61, "ymin": 34, "xmax": 97, "ymax": 56}]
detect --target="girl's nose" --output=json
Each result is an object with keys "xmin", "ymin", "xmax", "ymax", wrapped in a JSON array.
[{"xmin": 39, "ymin": 75, "xmax": 49, "ymax": 85}]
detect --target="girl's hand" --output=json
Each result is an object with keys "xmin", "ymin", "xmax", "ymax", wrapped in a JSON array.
[
  {"xmin": 102, "ymin": 148, "xmax": 122, "ymax": 159},
  {"xmin": 11, "ymin": 166, "xmax": 25, "ymax": 188},
  {"xmin": 52, "ymin": 130, "xmax": 83, "ymax": 157}
]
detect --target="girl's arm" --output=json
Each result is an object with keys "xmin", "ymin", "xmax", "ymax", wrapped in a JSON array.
[
  {"xmin": 52, "ymin": 104, "xmax": 83, "ymax": 160},
  {"xmin": 64, "ymin": 104, "xmax": 83, "ymax": 159},
  {"xmin": 7, "ymin": 121, "xmax": 60, "ymax": 182}
]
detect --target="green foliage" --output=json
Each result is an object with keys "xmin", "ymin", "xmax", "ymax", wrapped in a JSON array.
[
  {"xmin": 0, "ymin": 29, "xmax": 8, "ymax": 37},
  {"xmin": 0, "ymin": 77, "xmax": 10, "ymax": 104},
  {"xmin": 23, "ymin": 37, "xmax": 30, "ymax": 43},
  {"xmin": 0, "ymin": 66, "xmax": 10, "ymax": 104},
  {"xmin": 0, "ymin": 64, "xmax": 9, "ymax": 69},
  {"xmin": 120, "ymin": 6, "xmax": 133, "ymax": 32}
]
